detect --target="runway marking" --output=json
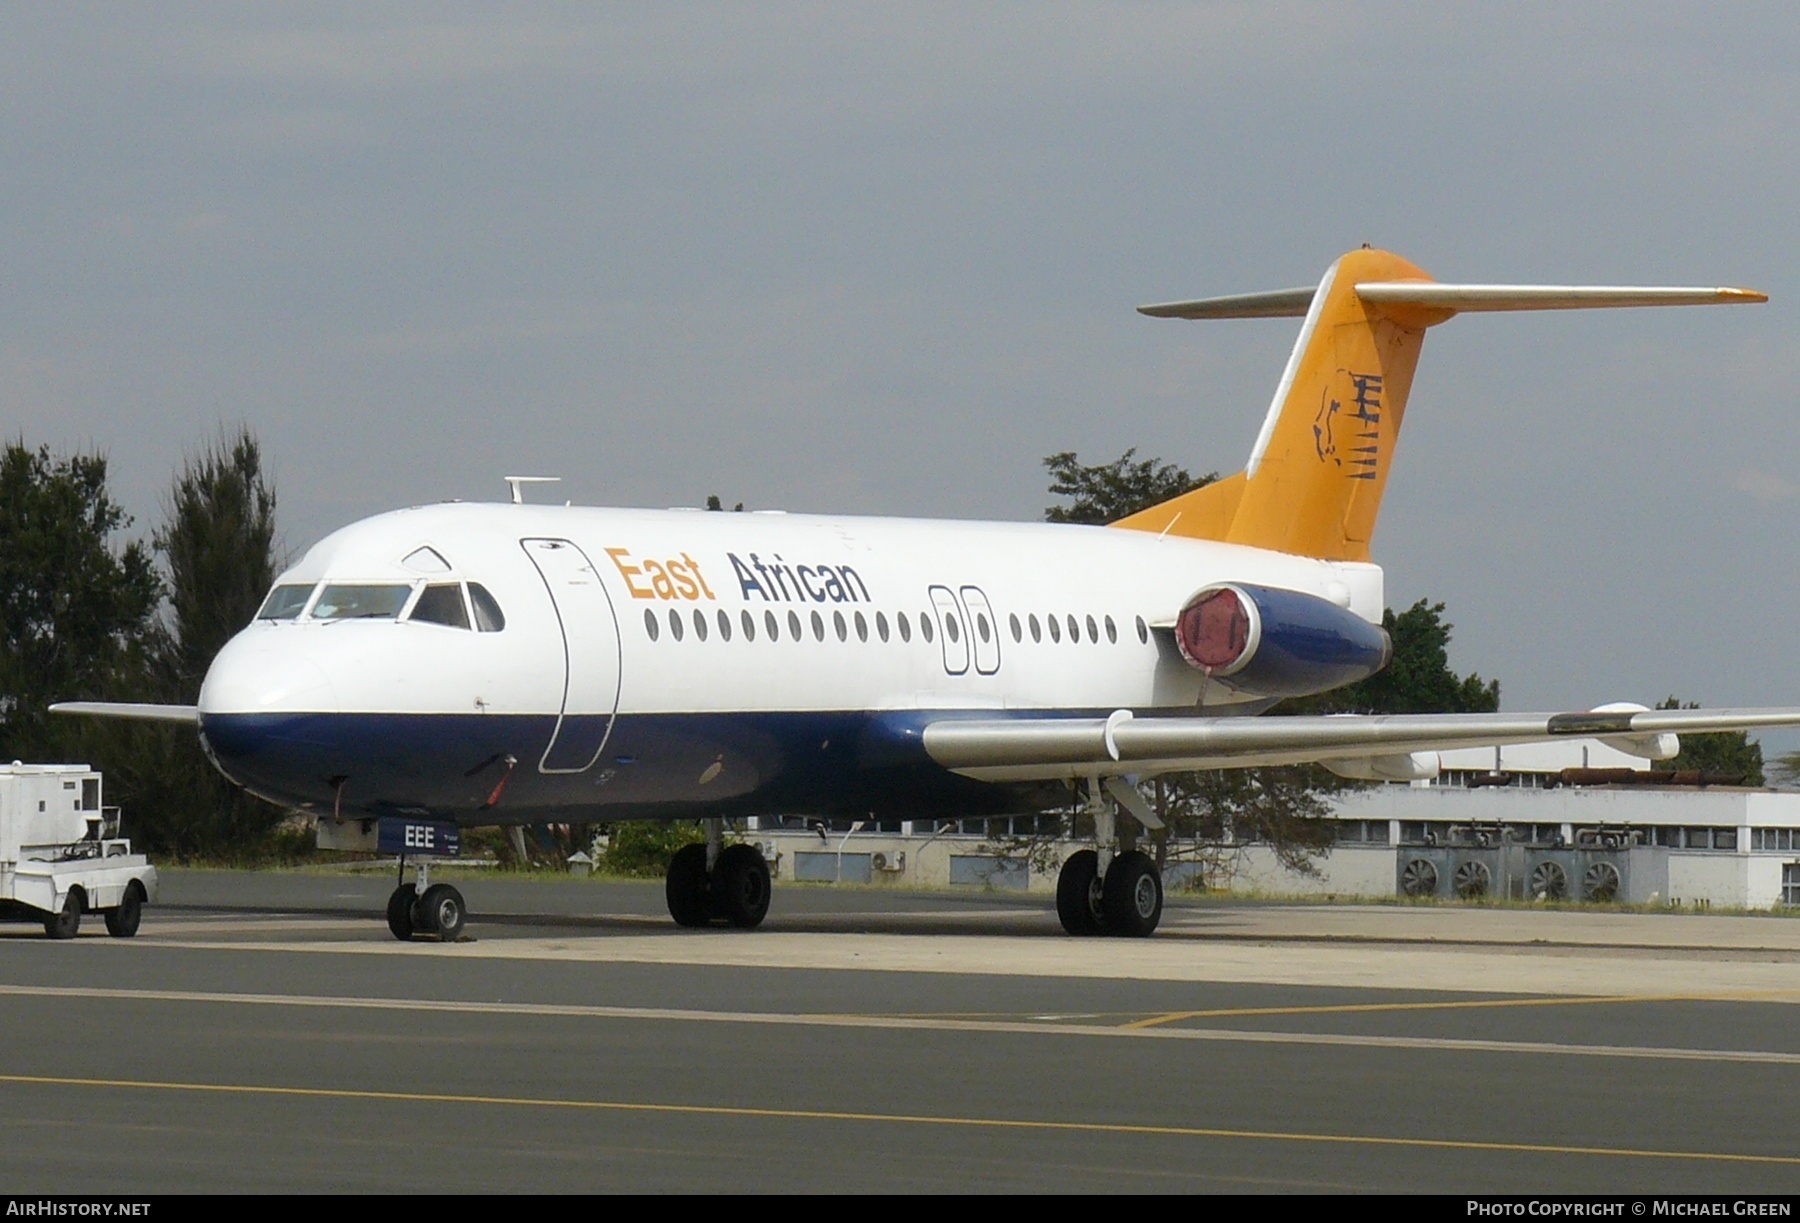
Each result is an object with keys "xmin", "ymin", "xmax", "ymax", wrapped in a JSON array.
[
  {"xmin": 0, "ymin": 1070, "xmax": 1793, "ymax": 1166},
  {"xmin": 1122, "ymin": 989, "xmax": 1800, "ymax": 1029},
  {"xmin": 3, "ymin": 983, "xmax": 1800, "ymax": 1067}
]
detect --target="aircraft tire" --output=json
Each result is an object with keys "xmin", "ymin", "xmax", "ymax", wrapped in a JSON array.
[
  {"xmin": 44, "ymin": 889, "xmax": 82, "ymax": 940},
  {"xmin": 711, "ymin": 843, "xmax": 772, "ymax": 929},
  {"xmin": 1055, "ymin": 850, "xmax": 1104, "ymax": 936},
  {"xmin": 1101, "ymin": 851, "xmax": 1162, "ymax": 938},
  {"xmin": 104, "ymin": 883, "xmax": 145, "ymax": 938},
  {"xmin": 415, "ymin": 884, "xmax": 466, "ymax": 941},
  {"xmin": 386, "ymin": 884, "xmax": 417, "ymax": 940},
  {"xmin": 666, "ymin": 843, "xmax": 713, "ymax": 927}
]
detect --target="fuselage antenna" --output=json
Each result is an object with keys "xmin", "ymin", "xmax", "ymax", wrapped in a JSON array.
[{"xmin": 503, "ymin": 476, "xmax": 562, "ymax": 505}]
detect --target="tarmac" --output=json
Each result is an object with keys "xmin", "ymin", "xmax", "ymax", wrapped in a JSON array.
[{"xmin": 2, "ymin": 869, "xmax": 1798, "ymax": 1193}]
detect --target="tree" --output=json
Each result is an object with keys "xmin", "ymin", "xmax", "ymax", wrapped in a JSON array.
[
  {"xmin": 1655, "ymin": 696, "xmax": 1764, "ymax": 785},
  {"xmin": 74, "ymin": 431, "xmax": 290, "ymax": 859},
  {"xmin": 0, "ymin": 442, "xmax": 162, "ymax": 761},
  {"xmin": 1043, "ymin": 449, "xmax": 1214, "ymax": 524},
  {"xmin": 1295, "ymin": 600, "xmax": 1499, "ymax": 716},
  {"xmin": 155, "ymin": 428, "xmax": 278, "ymax": 700}
]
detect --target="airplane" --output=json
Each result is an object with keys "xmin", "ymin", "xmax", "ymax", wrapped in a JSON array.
[{"xmin": 54, "ymin": 246, "xmax": 1800, "ymax": 944}]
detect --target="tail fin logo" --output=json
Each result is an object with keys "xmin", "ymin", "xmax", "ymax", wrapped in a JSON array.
[{"xmin": 1312, "ymin": 369, "xmax": 1384, "ymax": 480}]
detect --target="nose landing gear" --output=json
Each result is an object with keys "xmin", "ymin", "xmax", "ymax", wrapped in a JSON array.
[
  {"xmin": 386, "ymin": 856, "xmax": 466, "ymax": 942},
  {"xmin": 1055, "ymin": 776, "xmax": 1165, "ymax": 938},
  {"xmin": 665, "ymin": 819, "xmax": 771, "ymax": 929}
]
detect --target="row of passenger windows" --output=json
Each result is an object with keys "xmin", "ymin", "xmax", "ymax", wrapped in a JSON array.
[
  {"xmin": 644, "ymin": 605, "xmax": 1152, "ymax": 647},
  {"xmin": 257, "ymin": 581, "xmax": 507, "ymax": 632}
]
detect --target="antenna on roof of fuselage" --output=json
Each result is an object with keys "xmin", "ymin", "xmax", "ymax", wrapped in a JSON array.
[{"xmin": 503, "ymin": 476, "xmax": 561, "ymax": 505}]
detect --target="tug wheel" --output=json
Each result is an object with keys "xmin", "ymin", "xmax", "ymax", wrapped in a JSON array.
[
  {"xmin": 104, "ymin": 882, "xmax": 145, "ymax": 938},
  {"xmin": 45, "ymin": 889, "xmax": 83, "ymax": 940}
]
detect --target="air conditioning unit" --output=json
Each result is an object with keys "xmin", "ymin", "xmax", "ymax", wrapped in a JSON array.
[{"xmin": 871, "ymin": 851, "xmax": 906, "ymax": 873}]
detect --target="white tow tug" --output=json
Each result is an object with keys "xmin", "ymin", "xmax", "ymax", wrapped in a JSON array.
[{"xmin": 0, "ymin": 764, "xmax": 157, "ymax": 938}]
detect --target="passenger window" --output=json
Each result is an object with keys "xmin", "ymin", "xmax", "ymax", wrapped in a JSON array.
[
  {"xmin": 409, "ymin": 583, "xmax": 470, "ymax": 629},
  {"xmin": 1047, "ymin": 614, "xmax": 1061, "ymax": 643},
  {"xmin": 644, "ymin": 608, "xmax": 660, "ymax": 641},
  {"xmin": 716, "ymin": 609, "xmax": 731, "ymax": 641},
  {"xmin": 1085, "ymin": 615, "xmax": 1098, "ymax": 643},
  {"xmin": 1135, "ymin": 615, "xmax": 1149, "ymax": 644},
  {"xmin": 833, "ymin": 610, "xmax": 848, "ymax": 642},
  {"xmin": 668, "ymin": 608, "xmax": 684, "ymax": 641},
  {"xmin": 1066, "ymin": 614, "xmax": 1079, "ymax": 643},
  {"xmin": 1105, "ymin": 615, "xmax": 1117, "ymax": 644},
  {"xmin": 920, "ymin": 614, "xmax": 934, "ymax": 644},
  {"xmin": 854, "ymin": 611, "xmax": 868, "ymax": 642},
  {"xmin": 977, "ymin": 613, "xmax": 991, "ymax": 643},
  {"xmin": 767, "ymin": 610, "xmax": 781, "ymax": 641},
  {"xmin": 469, "ymin": 584, "xmax": 507, "ymax": 632},
  {"xmin": 876, "ymin": 611, "xmax": 890, "ymax": 642},
  {"xmin": 312, "ymin": 584, "xmax": 410, "ymax": 621},
  {"xmin": 257, "ymin": 583, "xmax": 315, "ymax": 620},
  {"xmin": 898, "ymin": 612, "xmax": 911, "ymax": 642},
  {"xmin": 1029, "ymin": 613, "xmax": 1041, "ymax": 643},
  {"xmin": 811, "ymin": 610, "xmax": 826, "ymax": 641},
  {"xmin": 1009, "ymin": 613, "xmax": 1021, "ymax": 644},
  {"xmin": 788, "ymin": 611, "xmax": 802, "ymax": 641},
  {"xmin": 692, "ymin": 608, "xmax": 708, "ymax": 641},
  {"xmin": 741, "ymin": 610, "xmax": 756, "ymax": 641},
  {"xmin": 945, "ymin": 615, "xmax": 960, "ymax": 644}
]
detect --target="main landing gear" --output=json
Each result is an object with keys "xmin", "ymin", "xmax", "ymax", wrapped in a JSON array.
[
  {"xmin": 386, "ymin": 855, "xmax": 466, "ymax": 942},
  {"xmin": 1055, "ymin": 777, "xmax": 1165, "ymax": 938},
  {"xmin": 665, "ymin": 819, "xmax": 771, "ymax": 930}
]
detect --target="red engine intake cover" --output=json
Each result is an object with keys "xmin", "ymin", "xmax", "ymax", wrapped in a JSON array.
[{"xmin": 1176, "ymin": 586, "xmax": 1250, "ymax": 671}]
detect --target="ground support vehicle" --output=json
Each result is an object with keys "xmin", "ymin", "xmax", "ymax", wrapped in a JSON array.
[{"xmin": 0, "ymin": 764, "xmax": 157, "ymax": 938}]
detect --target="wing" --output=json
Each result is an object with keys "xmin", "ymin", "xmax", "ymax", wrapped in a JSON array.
[
  {"xmin": 921, "ymin": 707, "xmax": 1800, "ymax": 782},
  {"xmin": 49, "ymin": 702, "xmax": 201, "ymax": 724}
]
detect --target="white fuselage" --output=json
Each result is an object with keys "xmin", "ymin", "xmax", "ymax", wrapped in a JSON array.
[{"xmin": 197, "ymin": 502, "xmax": 1383, "ymax": 823}]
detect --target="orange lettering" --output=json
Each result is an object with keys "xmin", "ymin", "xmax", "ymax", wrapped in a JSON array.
[{"xmin": 606, "ymin": 548, "xmax": 653, "ymax": 599}]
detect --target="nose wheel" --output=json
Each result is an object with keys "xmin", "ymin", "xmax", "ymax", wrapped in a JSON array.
[{"xmin": 386, "ymin": 857, "xmax": 466, "ymax": 942}]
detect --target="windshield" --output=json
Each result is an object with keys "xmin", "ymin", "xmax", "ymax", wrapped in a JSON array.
[
  {"xmin": 311, "ymin": 584, "xmax": 412, "ymax": 621},
  {"xmin": 256, "ymin": 584, "xmax": 316, "ymax": 620}
]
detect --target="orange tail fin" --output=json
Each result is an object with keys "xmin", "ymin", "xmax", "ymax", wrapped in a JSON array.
[{"xmin": 1115, "ymin": 249, "xmax": 1764, "ymax": 561}]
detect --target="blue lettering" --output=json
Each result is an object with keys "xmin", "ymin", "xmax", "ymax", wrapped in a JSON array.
[{"xmin": 729, "ymin": 553, "xmax": 769, "ymax": 600}]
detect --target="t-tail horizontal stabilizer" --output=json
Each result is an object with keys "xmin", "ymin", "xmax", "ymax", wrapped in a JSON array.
[{"xmin": 1118, "ymin": 249, "xmax": 1767, "ymax": 562}]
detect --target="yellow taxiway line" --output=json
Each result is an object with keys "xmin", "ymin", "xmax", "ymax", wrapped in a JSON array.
[
  {"xmin": 3, "ymin": 982, "xmax": 1800, "ymax": 1066},
  {"xmin": 0, "ymin": 1071, "xmax": 1794, "ymax": 1167},
  {"xmin": 1120, "ymin": 988, "xmax": 1800, "ymax": 1029}
]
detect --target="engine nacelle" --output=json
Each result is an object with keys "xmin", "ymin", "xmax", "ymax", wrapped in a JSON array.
[{"xmin": 1174, "ymin": 582, "xmax": 1391, "ymax": 700}]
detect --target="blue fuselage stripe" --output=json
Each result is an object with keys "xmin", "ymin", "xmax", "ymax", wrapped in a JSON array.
[{"xmin": 200, "ymin": 709, "xmax": 1089, "ymax": 825}]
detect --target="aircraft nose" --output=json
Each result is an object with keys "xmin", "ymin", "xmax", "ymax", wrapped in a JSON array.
[{"xmin": 199, "ymin": 633, "xmax": 338, "ymax": 714}]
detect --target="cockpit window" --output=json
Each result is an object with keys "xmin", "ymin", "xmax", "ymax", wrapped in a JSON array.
[
  {"xmin": 256, "ymin": 584, "xmax": 316, "ymax": 620},
  {"xmin": 312, "ymin": 584, "xmax": 411, "ymax": 621},
  {"xmin": 469, "ymin": 583, "xmax": 506, "ymax": 632},
  {"xmin": 408, "ymin": 583, "xmax": 470, "ymax": 629}
]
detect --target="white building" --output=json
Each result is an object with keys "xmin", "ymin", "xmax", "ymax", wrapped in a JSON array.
[{"xmin": 747, "ymin": 740, "xmax": 1800, "ymax": 909}]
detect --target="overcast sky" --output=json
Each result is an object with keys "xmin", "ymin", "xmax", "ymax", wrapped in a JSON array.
[{"xmin": 5, "ymin": 3, "xmax": 1798, "ymax": 734}]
